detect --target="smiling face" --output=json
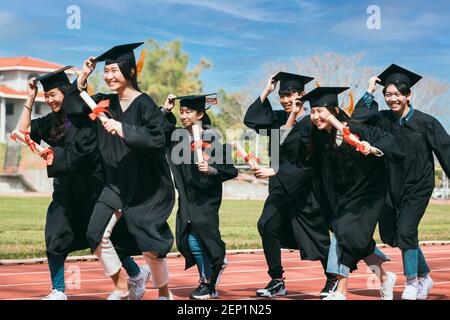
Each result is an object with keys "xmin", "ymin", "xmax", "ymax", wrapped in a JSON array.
[
  {"xmin": 278, "ymin": 91, "xmax": 302, "ymax": 113},
  {"xmin": 180, "ymin": 106, "xmax": 204, "ymax": 129},
  {"xmin": 44, "ymin": 88, "xmax": 65, "ymax": 113},
  {"xmin": 384, "ymin": 84, "xmax": 411, "ymax": 115},
  {"xmin": 103, "ymin": 63, "xmax": 128, "ymax": 92},
  {"xmin": 310, "ymin": 106, "xmax": 335, "ymax": 131}
]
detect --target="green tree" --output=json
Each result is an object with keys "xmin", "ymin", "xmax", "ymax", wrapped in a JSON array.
[{"xmin": 139, "ymin": 39, "xmax": 211, "ymax": 106}]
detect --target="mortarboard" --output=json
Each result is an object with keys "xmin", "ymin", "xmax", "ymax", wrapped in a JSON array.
[
  {"xmin": 35, "ymin": 65, "xmax": 72, "ymax": 92},
  {"xmin": 94, "ymin": 42, "xmax": 144, "ymax": 66},
  {"xmin": 378, "ymin": 64, "xmax": 422, "ymax": 87},
  {"xmin": 274, "ymin": 71, "xmax": 314, "ymax": 92}
]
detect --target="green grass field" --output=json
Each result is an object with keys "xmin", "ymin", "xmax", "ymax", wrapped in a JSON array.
[{"xmin": 0, "ymin": 197, "xmax": 449, "ymax": 260}]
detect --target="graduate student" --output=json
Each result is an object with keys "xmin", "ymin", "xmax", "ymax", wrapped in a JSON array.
[
  {"xmin": 17, "ymin": 67, "xmax": 148, "ymax": 300},
  {"xmin": 161, "ymin": 93, "xmax": 238, "ymax": 299},
  {"xmin": 68, "ymin": 43, "xmax": 176, "ymax": 300},
  {"xmin": 353, "ymin": 64, "xmax": 450, "ymax": 300},
  {"xmin": 244, "ymin": 72, "xmax": 336, "ymax": 298},
  {"xmin": 301, "ymin": 86, "xmax": 403, "ymax": 300}
]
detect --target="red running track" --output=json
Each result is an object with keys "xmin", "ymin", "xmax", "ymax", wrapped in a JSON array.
[{"xmin": 0, "ymin": 244, "xmax": 449, "ymax": 300}]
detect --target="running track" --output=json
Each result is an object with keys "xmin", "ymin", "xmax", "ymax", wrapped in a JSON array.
[{"xmin": 1, "ymin": 244, "xmax": 449, "ymax": 300}]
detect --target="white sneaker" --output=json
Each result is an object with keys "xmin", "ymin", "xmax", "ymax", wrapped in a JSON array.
[
  {"xmin": 380, "ymin": 272, "xmax": 397, "ymax": 300},
  {"xmin": 158, "ymin": 291, "xmax": 174, "ymax": 300},
  {"xmin": 128, "ymin": 265, "xmax": 151, "ymax": 300},
  {"xmin": 417, "ymin": 275, "xmax": 433, "ymax": 300},
  {"xmin": 41, "ymin": 289, "xmax": 67, "ymax": 300},
  {"xmin": 401, "ymin": 277, "xmax": 419, "ymax": 300},
  {"xmin": 107, "ymin": 290, "xmax": 129, "ymax": 300},
  {"xmin": 323, "ymin": 291, "xmax": 346, "ymax": 300}
]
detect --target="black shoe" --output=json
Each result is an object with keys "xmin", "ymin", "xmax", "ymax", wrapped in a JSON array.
[
  {"xmin": 256, "ymin": 278, "xmax": 287, "ymax": 298},
  {"xmin": 189, "ymin": 282, "xmax": 219, "ymax": 300},
  {"xmin": 320, "ymin": 277, "xmax": 338, "ymax": 299}
]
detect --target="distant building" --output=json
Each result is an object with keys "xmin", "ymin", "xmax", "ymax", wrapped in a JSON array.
[{"xmin": 0, "ymin": 57, "xmax": 76, "ymax": 143}]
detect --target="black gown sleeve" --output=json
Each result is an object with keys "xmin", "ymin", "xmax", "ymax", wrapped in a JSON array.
[
  {"xmin": 122, "ymin": 97, "xmax": 166, "ymax": 151},
  {"xmin": 244, "ymin": 97, "xmax": 287, "ymax": 132},
  {"xmin": 160, "ymin": 108, "xmax": 177, "ymax": 143},
  {"xmin": 348, "ymin": 122, "xmax": 405, "ymax": 162},
  {"xmin": 427, "ymin": 117, "xmax": 450, "ymax": 177},
  {"xmin": 47, "ymin": 126, "xmax": 98, "ymax": 177},
  {"xmin": 351, "ymin": 92, "xmax": 383, "ymax": 126},
  {"xmin": 30, "ymin": 113, "xmax": 53, "ymax": 144},
  {"xmin": 61, "ymin": 80, "xmax": 109, "ymax": 117},
  {"xmin": 190, "ymin": 144, "xmax": 238, "ymax": 189},
  {"xmin": 275, "ymin": 123, "xmax": 312, "ymax": 197}
]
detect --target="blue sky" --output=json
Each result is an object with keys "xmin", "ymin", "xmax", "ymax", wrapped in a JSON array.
[{"xmin": 1, "ymin": 0, "xmax": 450, "ymax": 94}]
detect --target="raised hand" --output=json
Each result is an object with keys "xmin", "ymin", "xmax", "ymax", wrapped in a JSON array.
[
  {"xmin": 27, "ymin": 78, "xmax": 38, "ymax": 100},
  {"xmin": 164, "ymin": 93, "xmax": 177, "ymax": 112},
  {"xmin": 367, "ymin": 76, "xmax": 381, "ymax": 94}
]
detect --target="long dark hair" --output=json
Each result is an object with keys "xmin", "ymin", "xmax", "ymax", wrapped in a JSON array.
[
  {"xmin": 48, "ymin": 84, "xmax": 72, "ymax": 143},
  {"xmin": 117, "ymin": 60, "xmax": 141, "ymax": 92}
]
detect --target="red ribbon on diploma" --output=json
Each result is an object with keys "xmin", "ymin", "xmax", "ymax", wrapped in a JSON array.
[
  {"xmin": 10, "ymin": 130, "xmax": 54, "ymax": 166},
  {"xmin": 39, "ymin": 148, "xmax": 54, "ymax": 166},
  {"xmin": 191, "ymin": 140, "xmax": 212, "ymax": 161},
  {"xmin": 89, "ymin": 100, "xmax": 111, "ymax": 121},
  {"xmin": 244, "ymin": 152, "xmax": 260, "ymax": 165},
  {"xmin": 342, "ymin": 127, "xmax": 365, "ymax": 152}
]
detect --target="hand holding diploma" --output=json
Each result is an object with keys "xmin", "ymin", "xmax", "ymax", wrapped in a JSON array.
[
  {"xmin": 10, "ymin": 129, "xmax": 54, "ymax": 165},
  {"xmin": 232, "ymin": 141, "xmax": 260, "ymax": 169}
]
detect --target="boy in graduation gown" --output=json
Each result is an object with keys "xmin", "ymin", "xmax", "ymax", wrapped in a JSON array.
[
  {"xmin": 65, "ymin": 43, "xmax": 176, "ymax": 300},
  {"xmin": 353, "ymin": 64, "xmax": 450, "ymax": 300},
  {"xmin": 244, "ymin": 72, "xmax": 336, "ymax": 298},
  {"xmin": 301, "ymin": 87, "xmax": 403, "ymax": 300},
  {"xmin": 161, "ymin": 93, "xmax": 238, "ymax": 299},
  {"xmin": 17, "ymin": 67, "xmax": 147, "ymax": 300}
]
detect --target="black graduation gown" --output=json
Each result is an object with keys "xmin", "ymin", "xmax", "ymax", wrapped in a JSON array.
[
  {"xmin": 163, "ymin": 112, "xmax": 238, "ymax": 270},
  {"xmin": 353, "ymin": 98, "xmax": 450, "ymax": 249},
  {"xmin": 310, "ymin": 123, "xmax": 404, "ymax": 271},
  {"xmin": 65, "ymin": 90, "xmax": 176, "ymax": 257},
  {"xmin": 30, "ymin": 112, "xmax": 103, "ymax": 256},
  {"xmin": 274, "ymin": 117, "xmax": 331, "ymax": 261},
  {"xmin": 244, "ymin": 97, "xmax": 329, "ymax": 260}
]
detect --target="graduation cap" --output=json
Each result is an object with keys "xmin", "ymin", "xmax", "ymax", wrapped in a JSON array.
[
  {"xmin": 176, "ymin": 93, "xmax": 218, "ymax": 126},
  {"xmin": 274, "ymin": 71, "xmax": 314, "ymax": 92},
  {"xmin": 94, "ymin": 42, "xmax": 144, "ymax": 66},
  {"xmin": 300, "ymin": 87, "xmax": 349, "ymax": 107},
  {"xmin": 176, "ymin": 93, "xmax": 218, "ymax": 111},
  {"xmin": 378, "ymin": 64, "xmax": 422, "ymax": 87},
  {"xmin": 35, "ymin": 65, "xmax": 72, "ymax": 92}
]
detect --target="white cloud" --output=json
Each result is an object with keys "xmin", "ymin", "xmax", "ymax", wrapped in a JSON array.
[{"xmin": 166, "ymin": 0, "xmax": 321, "ymax": 23}]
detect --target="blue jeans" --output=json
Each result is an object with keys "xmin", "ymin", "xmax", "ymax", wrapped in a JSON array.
[
  {"xmin": 119, "ymin": 255, "xmax": 141, "ymax": 278},
  {"xmin": 326, "ymin": 234, "xmax": 350, "ymax": 278},
  {"xmin": 47, "ymin": 252, "xmax": 67, "ymax": 292},
  {"xmin": 47, "ymin": 253, "xmax": 140, "ymax": 292},
  {"xmin": 188, "ymin": 232, "xmax": 212, "ymax": 281},
  {"xmin": 402, "ymin": 248, "xmax": 430, "ymax": 278},
  {"xmin": 327, "ymin": 235, "xmax": 390, "ymax": 278}
]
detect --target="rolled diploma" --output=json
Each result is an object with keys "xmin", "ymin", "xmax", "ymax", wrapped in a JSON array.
[
  {"xmin": 79, "ymin": 91, "xmax": 109, "ymax": 123},
  {"xmin": 11, "ymin": 129, "xmax": 46, "ymax": 154},
  {"xmin": 327, "ymin": 114, "xmax": 362, "ymax": 146},
  {"xmin": 233, "ymin": 141, "xmax": 259, "ymax": 169},
  {"xmin": 192, "ymin": 123, "xmax": 203, "ymax": 162},
  {"xmin": 79, "ymin": 91, "xmax": 116, "ymax": 135}
]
